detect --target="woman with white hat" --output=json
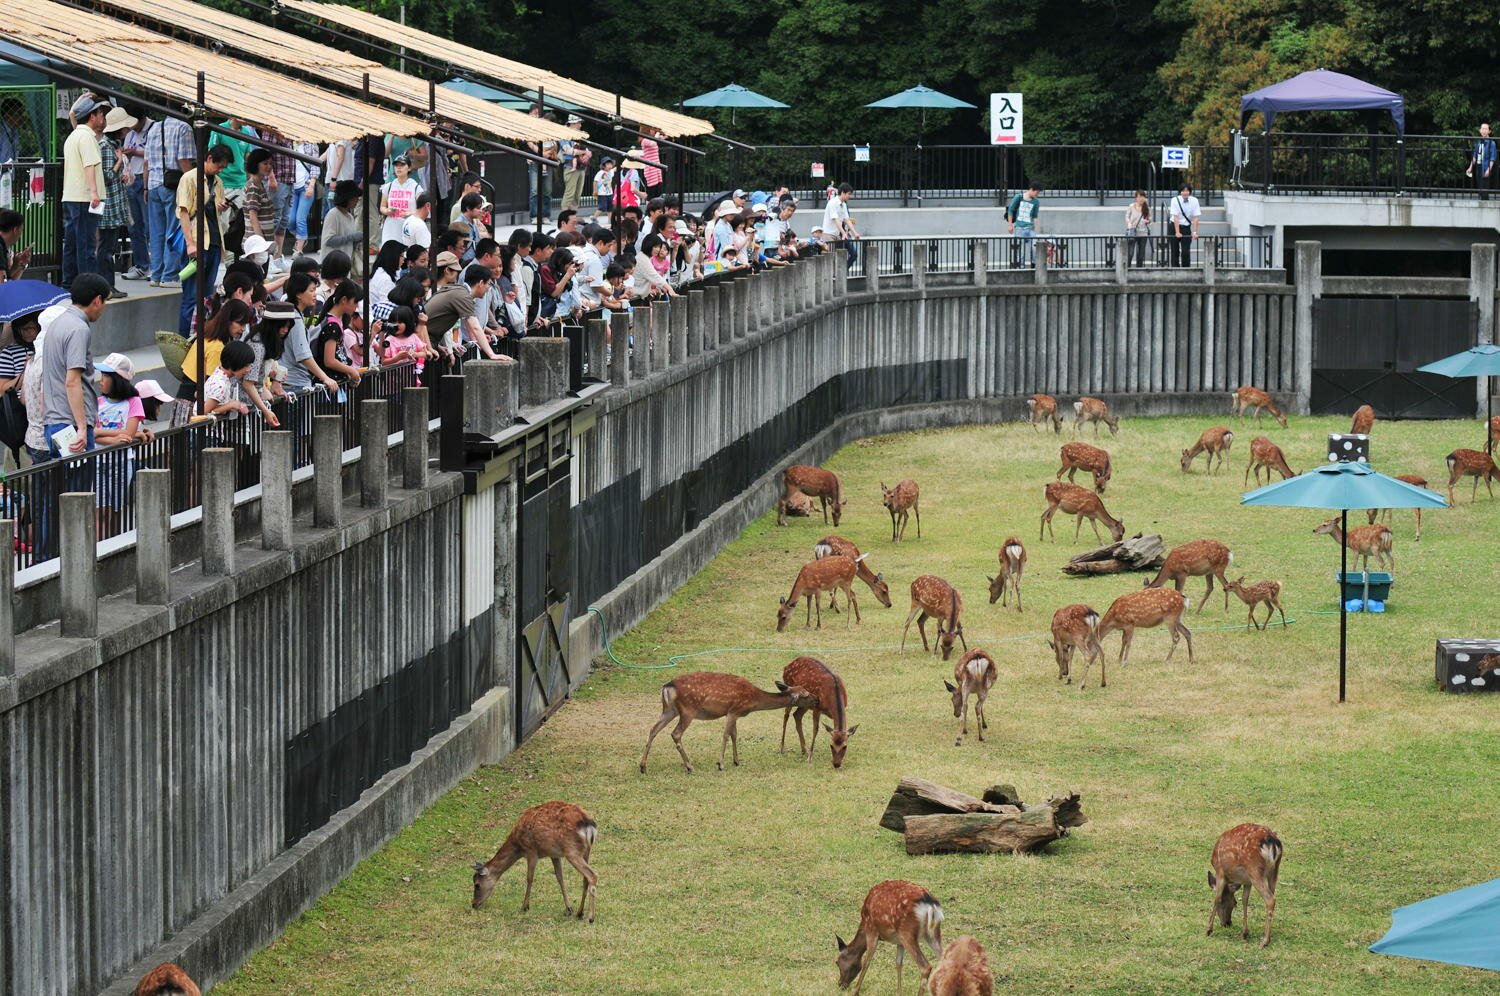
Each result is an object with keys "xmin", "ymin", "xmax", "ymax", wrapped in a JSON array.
[{"xmin": 99, "ymin": 106, "xmax": 138, "ymax": 300}]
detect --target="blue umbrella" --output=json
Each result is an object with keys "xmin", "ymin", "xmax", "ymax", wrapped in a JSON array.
[
  {"xmin": 1417, "ymin": 344, "xmax": 1500, "ymax": 451},
  {"xmin": 865, "ymin": 85, "xmax": 978, "ymax": 206},
  {"xmin": 0, "ymin": 279, "xmax": 66, "ymax": 323},
  {"xmin": 1371, "ymin": 877, "xmax": 1500, "ymax": 971},
  {"xmin": 1243, "ymin": 462, "xmax": 1447, "ymax": 701}
]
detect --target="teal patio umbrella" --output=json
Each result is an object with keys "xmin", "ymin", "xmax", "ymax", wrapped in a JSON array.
[
  {"xmin": 1417, "ymin": 343, "xmax": 1500, "ymax": 451},
  {"xmin": 442, "ymin": 79, "xmax": 584, "ymax": 113},
  {"xmin": 865, "ymin": 85, "xmax": 977, "ymax": 205},
  {"xmin": 1242, "ymin": 462, "xmax": 1448, "ymax": 701},
  {"xmin": 1371, "ymin": 877, "xmax": 1500, "ymax": 971},
  {"xmin": 682, "ymin": 83, "xmax": 789, "ymax": 189}
]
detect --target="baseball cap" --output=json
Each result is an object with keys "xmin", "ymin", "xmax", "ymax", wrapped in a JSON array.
[
  {"xmin": 240, "ymin": 233, "xmax": 273, "ymax": 257},
  {"xmin": 391, "ymin": 153, "xmax": 411, "ymax": 166},
  {"xmin": 732, "ymin": 188, "xmax": 746, "ymax": 199},
  {"xmin": 70, "ymin": 94, "xmax": 111, "ymax": 121},
  {"xmin": 673, "ymin": 219, "xmax": 692, "ymax": 236},
  {"xmin": 95, "ymin": 351, "xmax": 136, "ymax": 380},
  {"xmin": 134, "ymin": 379, "xmax": 174, "ymax": 403},
  {"xmin": 434, "ymin": 250, "xmax": 461, "ymax": 271},
  {"xmin": 566, "ymin": 114, "xmax": 583, "ymax": 125}
]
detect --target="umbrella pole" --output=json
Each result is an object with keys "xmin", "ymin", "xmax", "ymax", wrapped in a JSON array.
[
  {"xmin": 1487, "ymin": 374, "xmax": 1493, "ymax": 454},
  {"xmin": 917, "ymin": 109, "xmax": 924, "ymax": 208},
  {"xmin": 1339, "ymin": 507, "xmax": 1348, "ymax": 703}
]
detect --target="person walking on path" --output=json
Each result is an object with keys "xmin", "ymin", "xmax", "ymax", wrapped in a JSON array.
[
  {"xmin": 1468, "ymin": 123, "xmax": 1496, "ymax": 200},
  {"xmin": 1169, "ymin": 183, "xmax": 1200, "ymax": 267},
  {"xmin": 1007, "ymin": 182, "xmax": 1041, "ymax": 267}
]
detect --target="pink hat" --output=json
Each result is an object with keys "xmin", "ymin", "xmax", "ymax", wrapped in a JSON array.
[{"xmin": 134, "ymin": 378, "xmax": 173, "ymax": 402}]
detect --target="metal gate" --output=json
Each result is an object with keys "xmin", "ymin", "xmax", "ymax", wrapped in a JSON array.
[
  {"xmin": 513, "ymin": 421, "xmax": 574, "ymax": 741},
  {"xmin": 1312, "ymin": 296, "xmax": 1477, "ymax": 418}
]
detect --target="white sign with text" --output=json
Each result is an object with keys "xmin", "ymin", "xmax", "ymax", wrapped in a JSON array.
[{"xmin": 990, "ymin": 93, "xmax": 1023, "ymax": 145}]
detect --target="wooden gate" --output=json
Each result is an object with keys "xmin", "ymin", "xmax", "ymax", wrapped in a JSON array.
[
  {"xmin": 513, "ymin": 422, "xmax": 574, "ymax": 741},
  {"xmin": 1312, "ymin": 296, "xmax": 1476, "ymax": 418}
]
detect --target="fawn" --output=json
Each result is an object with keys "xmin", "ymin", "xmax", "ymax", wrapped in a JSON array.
[
  {"xmin": 1099, "ymin": 587, "xmax": 1195, "ymax": 670},
  {"xmin": 1027, "ymin": 392, "xmax": 1062, "ymax": 433},
  {"xmin": 1058, "ymin": 441, "xmax": 1113, "ymax": 492},
  {"xmin": 1181, "ymin": 426, "xmax": 1234, "ymax": 474},
  {"xmin": 1040, "ymin": 481, "xmax": 1125, "ymax": 544},
  {"xmin": 902, "ymin": 575, "xmax": 966, "ymax": 659},
  {"xmin": 1245, "ymin": 436, "xmax": 1294, "ymax": 485},
  {"xmin": 929, "ymin": 936, "xmax": 993, "ymax": 996},
  {"xmin": 780, "ymin": 490, "xmax": 819, "ymax": 517},
  {"xmin": 836, "ymin": 880, "xmax": 945, "ymax": 995},
  {"xmin": 639, "ymin": 671, "xmax": 816, "ymax": 772},
  {"xmin": 881, "ymin": 479, "xmax": 922, "ymax": 541},
  {"xmin": 133, "ymin": 964, "xmax": 200, "ymax": 996},
  {"xmin": 1049, "ymin": 603, "xmax": 1104, "ymax": 687},
  {"xmin": 945, "ymin": 648, "xmax": 998, "ymax": 747},
  {"xmin": 471, "ymin": 801, "xmax": 599, "ymax": 923},
  {"xmin": 1225, "ymin": 576, "xmax": 1287, "ymax": 630},
  {"xmin": 1313, "ymin": 517, "xmax": 1393, "ymax": 573},
  {"xmin": 815, "ymin": 535, "xmax": 893, "ymax": 609},
  {"xmin": 1145, "ymin": 539, "xmax": 1233, "ymax": 614},
  {"xmin": 1489, "ymin": 415, "xmax": 1500, "ymax": 455},
  {"xmin": 778, "ymin": 464, "xmax": 845, "ymax": 526},
  {"xmin": 1230, "ymin": 386, "xmax": 1288, "ymax": 427},
  {"xmin": 987, "ymin": 537, "xmax": 1026, "ymax": 611},
  {"xmin": 1446, "ymin": 448, "xmax": 1498, "ymax": 504},
  {"xmin": 1073, "ymin": 396, "xmax": 1120, "ymax": 436},
  {"xmin": 778, "ymin": 555, "xmax": 862, "ymax": 630},
  {"xmin": 1208, "ymin": 823, "xmax": 1283, "ymax": 948},
  {"xmin": 1367, "ymin": 474, "xmax": 1429, "ymax": 541},
  {"xmin": 780, "ymin": 655, "xmax": 858, "ymax": 768},
  {"xmin": 1350, "ymin": 404, "xmax": 1375, "ymax": 435}
]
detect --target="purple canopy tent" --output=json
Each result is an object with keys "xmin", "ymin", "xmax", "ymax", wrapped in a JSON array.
[{"xmin": 1240, "ymin": 68, "xmax": 1405, "ymax": 134}]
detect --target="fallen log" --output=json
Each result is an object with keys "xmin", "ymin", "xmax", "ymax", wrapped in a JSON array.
[
  {"xmin": 903, "ymin": 809, "xmax": 1063, "ymax": 855},
  {"xmin": 879, "ymin": 776, "xmax": 1018, "ymax": 833},
  {"xmin": 1062, "ymin": 533, "xmax": 1165, "ymax": 576}
]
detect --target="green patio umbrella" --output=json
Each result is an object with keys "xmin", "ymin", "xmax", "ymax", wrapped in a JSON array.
[
  {"xmin": 1242, "ymin": 462, "xmax": 1447, "ymax": 701},
  {"xmin": 1417, "ymin": 343, "xmax": 1500, "ymax": 451},
  {"xmin": 442, "ymin": 79, "xmax": 584, "ymax": 113},
  {"xmin": 682, "ymin": 83, "xmax": 789, "ymax": 188},
  {"xmin": 865, "ymin": 85, "xmax": 977, "ymax": 206}
]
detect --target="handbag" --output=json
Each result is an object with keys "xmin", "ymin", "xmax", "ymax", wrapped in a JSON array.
[
  {"xmin": 157, "ymin": 123, "xmax": 183, "ymax": 191},
  {"xmin": 0, "ymin": 389, "xmax": 26, "ymax": 454}
]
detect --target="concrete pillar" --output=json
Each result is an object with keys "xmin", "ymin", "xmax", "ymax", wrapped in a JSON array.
[
  {"xmin": 261, "ymin": 430, "xmax": 294, "ymax": 551},
  {"xmin": 519, "ymin": 338, "xmax": 569, "ymax": 406},
  {"xmin": 0, "ymin": 520, "xmax": 11, "ymax": 678},
  {"xmin": 585, "ymin": 317, "xmax": 608, "ymax": 379},
  {"xmin": 913, "ymin": 241, "xmax": 928, "ymax": 291},
  {"xmin": 465, "ymin": 359, "xmax": 517, "ymax": 435},
  {"xmin": 359, "ymin": 400, "xmax": 389, "ymax": 508},
  {"xmin": 313, "ymin": 413, "xmax": 343, "ymax": 528},
  {"xmin": 1115, "ymin": 242, "xmax": 1128, "ymax": 285},
  {"xmin": 866, "ymin": 246, "xmax": 880, "ymax": 294},
  {"xmin": 202, "ymin": 447, "xmax": 235, "ymax": 575},
  {"xmin": 685, "ymin": 289, "xmax": 704, "ymax": 355},
  {"xmin": 973, "ymin": 239, "xmax": 989, "ymax": 287},
  {"xmin": 735, "ymin": 277, "xmax": 751, "ymax": 338},
  {"xmin": 1035, "ymin": 242, "xmax": 1049, "ymax": 285},
  {"xmin": 1294, "ymin": 241, "xmax": 1322, "ymax": 416},
  {"xmin": 669, "ymin": 296, "xmax": 688, "ymax": 364},
  {"xmin": 135, "ymin": 468, "xmax": 170, "ymax": 604},
  {"xmin": 609, "ymin": 311, "xmax": 631, "ymax": 386},
  {"xmin": 835, "ymin": 248, "xmax": 848, "ymax": 297},
  {"xmin": 722, "ymin": 280, "xmax": 739, "ymax": 342},
  {"xmin": 1202, "ymin": 236, "xmax": 1217, "ymax": 286},
  {"xmin": 403, "ymin": 386, "xmax": 429, "ymax": 489},
  {"xmin": 1472, "ymin": 243, "xmax": 1495, "ymax": 345},
  {"xmin": 630, "ymin": 308, "xmax": 651, "ymax": 378},
  {"xmin": 59, "ymin": 492, "xmax": 96, "ymax": 637},
  {"xmin": 796, "ymin": 258, "xmax": 810, "ymax": 313},
  {"xmin": 650, "ymin": 300, "xmax": 670, "ymax": 370}
]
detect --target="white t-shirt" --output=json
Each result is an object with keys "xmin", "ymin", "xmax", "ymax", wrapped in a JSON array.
[
  {"xmin": 1169, "ymin": 194, "xmax": 1201, "ymax": 230},
  {"xmin": 400, "ymin": 214, "xmax": 432, "ymax": 249},
  {"xmin": 822, "ymin": 196, "xmax": 849, "ymax": 237},
  {"xmin": 327, "ymin": 140, "xmax": 357, "ymax": 183},
  {"xmin": 574, "ymin": 243, "xmax": 606, "ymax": 306},
  {"xmin": 380, "ymin": 178, "xmax": 422, "ymax": 244}
]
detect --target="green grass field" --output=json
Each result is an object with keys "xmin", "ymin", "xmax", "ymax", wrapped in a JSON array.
[{"xmin": 223, "ymin": 414, "xmax": 1500, "ymax": 995}]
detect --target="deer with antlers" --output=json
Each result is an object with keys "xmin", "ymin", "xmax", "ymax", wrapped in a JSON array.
[
  {"xmin": 987, "ymin": 537, "xmax": 1026, "ymax": 611},
  {"xmin": 1231, "ymin": 386, "xmax": 1288, "ymax": 427},
  {"xmin": 1350, "ymin": 404, "xmax": 1375, "ymax": 435},
  {"xmin": 1058, "ymin": 441, "xmax": 1113, "ymax": 492},
  {"xmin": 945, "ymin": 648, "xmax": 998, "ymax": 747},
  {"xmin": 1040, "ymin": 481, "xmax": 1125, "ymax": 544},
  {"xmin": 929, "ymin": 936, "xmax": 993, "ymax": 996},
  {"xmin": 1207, "ymin": 823, "xmax": 1283, "ymax": 948},
  {"xmin": 133, "ymin": 964, "xmax": 200, "ymax": 996},
  {"xmin": 1073, "ymin": 396, "xmax": 1120, "ymax": 436},
  {"xmin": 470, "ymin": 801, "xmax": 599, "ymax": 923},
  {"xmin": 1313, "ymin": 518, "xmax": 1393, "ymax": 573},
  {"xmin": 780, "ymin": 656, "xmax": 858, "ymax": 768},
  {"xmin": 1098, "ymin": 587, "xmax": 1195, "ymax": 670},
  {"xmin": 1027, "ymin": 392, "xmax": 1062, "ymax": 433},
  {"xmin": 815, "ymin": 535, "xmax": 893, "ymax": 610},
  {"xmin": 1245, "ymin": 436, "xmax": 1295, "ymax": 485},
  {"xmin": 778, "ymin": 555, "xmax": 862, "ymax": 630},
  {"xmin": 1225, "ymin": 576, "xmax": 1287, "ymax": 630},
  {"xmin": 1146, "ymin": 539, "xmax": 1233, "ymax": 614},
  {"xmin": 835, "ymin": 880, "xmax": 945, "ymax": 995},
  {"xmin": 639, "ymin": 671, "xmax": 816, "ymax": 773},
  {"xmin": 902, "ymin": 575, "xmax": 966, "ymax": 660},
  {"xmin": 778, "ymin": 464, "xmax": 845, "ymax": 526},
  {"xmin": 1181, "ymin": 426, "xmax": 1234, "ymax": 474},
  {"xmin": 881, "ymin": 479, "xmax": 922, "ymax": 541},
  {"xmin": 1049, "ymin": 603, "xmax": 1105, "ymax": 687},
  {"xmin": 1446, "ymin": 448, "xmax": 1498, "ymax": 504}
]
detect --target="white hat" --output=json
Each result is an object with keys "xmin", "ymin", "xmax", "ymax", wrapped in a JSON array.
[
  {"xmin": 714, "ymin": 200, "xmax": 738, "ymax": 218},
  {"xmin": 240, "ymin": 233, "xmax": 273, "ymax": 257},
  {"xmin": 103, "ymin": 106, "xmax": 138, "ymax": 133},
  {"xmin": 673, "ymin": 219, "xmax": 692, "ymax": 236}
]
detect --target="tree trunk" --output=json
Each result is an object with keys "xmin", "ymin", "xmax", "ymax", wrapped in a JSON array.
[
  {"xmin": 879, "ymin": 777, "xmax": 1018, "ymax": 833},
  {"xmin": 1062, "ymin": 533, "xmax": 1166, "ymax": 576},
  {"xmin": 903, "ymin": 809, "xmax": 1063, "ymax": 855}
]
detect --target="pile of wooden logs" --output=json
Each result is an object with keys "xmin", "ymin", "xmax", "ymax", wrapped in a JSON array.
[
  {"xmin": 878, "ymin": 777, "xmax": 1087, "ymax": 855},
  {"xmin": 1061, "ymin": 533, "xmax": 1165, "ymax": 576}
]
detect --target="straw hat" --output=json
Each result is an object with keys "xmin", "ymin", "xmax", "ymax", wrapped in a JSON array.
[{"xmin": 103, "ymin": 106, "xmax": 137, "ymax": 133}]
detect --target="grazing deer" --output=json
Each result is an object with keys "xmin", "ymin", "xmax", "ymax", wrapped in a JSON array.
[
  {"xmin": 1181, "ymin": 426, "xmax": 1234, "ymax": 474},
  {"xmin": 1313, "ymin": 518, "xmax": 1393, "ymax": 573},
  {"xmin": 901, "ymin": 575, "xmax": 966, "ymax": 660},
  {"xmin": 1476, "ymin": 654, "xmax": 1500, "ymax": 678},
  {"xmin": 815, "ymin": 535, "xmax": 893, "ymax": 609},
  {"xmin": 1368, "ymin": 474, "xmax": 1430, "ymax": 541},
  {"xmin": 1231, "ymin": 386, "xmax": 1288, "ymax": 428},
  {"xmin": 881, "ymin": 479, "xmax": 921, "ymax": 541},
  {"xmin": 777, "ymin": 555, "xmax": 862, "ymax": 630},
  {"xmin": 471, "ymin": 801, "xmax": 599, "ymax": 923},
  {"xmin": 1026, "ymin": 392, "xmax": 1062, "ymax": 433},
  {"xmin": 780, "ymin": 490, "xmax": 819, "ymax": 517},
  {"xmin": 1245, "ymin": 436, "xmax": 1295, "ymax": 486},
  {"xmin": 133, "ymin": 964, "xmax": 200, "ymax": 996},
  {"xmin": 1489, "ymin": 415, "xmax": 1500, "ymax": 455},
  {"xmin": 1098, "ymin": 587, "xmax": 1194, "ymax": 669},
  {"xmin": 1207, "ymin": 823, "xmax": 1283, "ymax": 948},
  {"xmin": 1446, "ymin": 448, "xmax": 1498, "ymax": 504},
  {"xmin": 778, "ymin": 464, "xmax": 844, "ymax": 526},
  {"xmin": 1058, "ymin": 441, "xmax": 1113, "ymax": 492},
  {"xmin": 835, "ymin": 880, "xmax": 945, "ymax": 995},
  {"xmin": 1145, "ymin": 539, "xmax": 1233, "ymax": 614},
  {"xmin": 1350, "ymin": 404, "xmax": 1375, "ymax": 435},
  {"xmin": 780, "ymin": 656, "xmax": 858, "ymax": 768},
  {"xmin": 1049, "ymin": 603, "xmax": 1105, "ymax": 688},
  {"xmin": 928, "ymin": 936, "xmax": 994, "ymax": 996},
  {"xmin": 1040, "ymin": 481, "xmax": 1125, "ymax": 544},
  {"xmin": 944, "ymin": 648, "xmax": 997, "ymax": 747},
  {"xmin": 1073, "ymin": 396, "xmax": 1120, "ymax": 436},
  {"xmin": 639, "ymin": 671, "xmax": 816, "ymax": 773},
  {"xmin": 987, "ymin": 537, "xmax": 1026, "ymax": 611},
  {"xmin": 1225, "ymin": 576, "xmax": 1287, "ymax": 630}
]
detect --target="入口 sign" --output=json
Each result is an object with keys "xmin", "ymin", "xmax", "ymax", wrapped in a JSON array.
[
  {"xmin": 1161, "ymin": 145, "xmax": 1191, "ymax": 169},
  {"xmin": 990, "ymin": 93, "xmax": 1023, "ymax": 145}
]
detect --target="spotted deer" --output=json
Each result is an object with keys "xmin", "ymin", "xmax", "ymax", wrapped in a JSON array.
[
  {"xmin": 835, "ymin": 880, "xmax": 945, "ymax": 995},
  {"xmin": 1245, "ymin": 436, "xmax": 1294, "ymax": 485},
  {"xmin": 133, "ymin": 964, "xmax": 201, "ymax": 996},
  {"xmin": 1058, "ymin": 441, "xmax": 1113, "ymax": 492},
  {"xmin": 777, "ymin": 555, "xmax": 862, "ymax": 630},
  {"xmin": 780, "ymin": 656, "xmax": 858, "ymax": 768},
  {"xmin": 928, "ymin": 936, "xmax": 994, "ymax": 996},
  {"xmin": 1476, "ymin": 654, "xmax": 1500, "ymax": 678},
  {"xmin": 1207, "ymin": 823, "xmax": 1283, "ymax": 948},
  {"xmin": 1489, "ymin": 415, "xmax": 1500, "ymax": 455},
  {"xmin": 778, "ymin": 464, "xmax": 844, "ymax": 526},
  {"xmin": 1098, "ymin": 587, "xmax": 1195, "ymax": 669},
  {"xmin": 1048, "ymin": 603, "xmax": 1105, "ymax": 688},
  {"xmin": 1026, "ymin": 392, "xmax": 1062, "ymax": 433},
  {"xmin": 1073, "ymin": 396, "xmax": 1120, "ymax": 436},
  {"xmin": 780, "ymin": 490, "xmax": 819, "ymax": 517},
  {"xmin": 1367, "ymin": 474, "xmax": 1430, "ymax": 541},
  {"xmin": 1231, "ymin": 386, "xmax": 1288, "ymax": 427},
  {"xmin": 1181, "ymin": 426, "xmax": 1234, "ymax": 474},
  {"xmin": 1350, "ymin": 404, "xmax": 1375, "ymax": 435},
  {"xmin": 1145, "ymin": 539, "xmax": 1233, "ymax": 614},
  {"xmin": 470, "ymin": 801, "xmax": 599, "ymax": 923},
  {"xmin": 881, "ymin": 479, "xmax": 921, "ymax": 541},
  {"xmin": 1040, "ymin": 481, "xmax": 1125, "ymax": 544},
  {"xmin": 815, "ymin": 535, "xmax": 893, "ymax": 609},
  {"xmin": 944, "ymin": 648, "xmax": 997, "ymax": 747},
  {"xmin": 901, "ymin": 575, "xmax": 966, "ymax": 660},
  {"xmin": 1225, "ymin": 576, "xmax": 1287, "ymax": 630},
  {"xmin": 1313, "ymin": 518, "xmax": 1393, "ymax": 573},
  {"xmin": 639, "ymin": 671, "xmax": 816, "ymax": 773},
  {"xmin": 1446, "ymin": 448, "xmax": 1498, "ymax": 504},
  {"xmin": 987, "ymin": 537, "xmax": 1026, "ymax": 611}
]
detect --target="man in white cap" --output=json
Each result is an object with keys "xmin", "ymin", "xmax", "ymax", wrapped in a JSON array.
[
  {"xmin": 559, "ymin": 115, "xmax": 590, "ymax": 213},
  {"xmin": 61, "ymin": 95, "xmax": 110, "ymax": 288}
]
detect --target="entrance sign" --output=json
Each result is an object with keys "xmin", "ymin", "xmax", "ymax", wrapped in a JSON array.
[{"xmin": 990, "ymin": 93, "xmax": 1023, "ymax": 145}]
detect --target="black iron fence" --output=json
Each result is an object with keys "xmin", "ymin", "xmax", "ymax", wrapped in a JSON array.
[
  {"xmin": 857, "ymin": 234, "xmax": 1275, "ymax": 275},
  {"xmin": 1232, "ymin": 132, "xmax": 1498, "ymax": 195}
]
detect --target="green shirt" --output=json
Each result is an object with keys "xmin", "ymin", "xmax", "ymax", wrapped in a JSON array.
[
  {"xmin": 216, "ymin": 122, "xmax": 258, "ymax": 190},
  {"xmin": 1007, "ymin": 192, "xmax": 1039, "ymax": 230}
]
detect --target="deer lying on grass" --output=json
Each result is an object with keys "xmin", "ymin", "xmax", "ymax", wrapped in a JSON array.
[
  {"xmin": 929, "ymin": 936, "xmax": 993, "ymax": 996},
  {"xmin": 1146, "ymin": 539, "xmax": 1233, "ymax": 614},
  {"xmin": 778, "ymin": 555, "xmax": 862, "ymax": 630},
  {"xmin": 780, "ymin": 490, "xmax": 819, "ymax": 517},
  {"xmin": 1073, "ymin": 396, "xmax": 1120, "ymax": 436},
  {"xmin": 1181, "ymin": 426, "xmax": 1233, "ymax": 474},
  {"xmin": 780, "ymin": 656, "xmax": 858, "ymax": 768},
  {"xmin": 815, "ymin": 535, "xmax": 893, "ymax": 610},
  {"xmin": 1367, "ymin": 474, "xmax": 1430, "ymax": 541},
  {"xmin": 1446, "ymin": 448, "xmax": 1498, "ymax": 504},
  {"xmin": 1208, "ymin": 823, "xmax": 1283, "ymax": 948},
  {"xmin": 1040, "ymin": 481, "xmax": 1125, "ymax": 544},
  {"xmin": 1350, "ymin": 404, "xmax": 1375, "ymax": 435},
  {"xmin": 1049, "ymin": 603, "xmax": 1104, "ymax": 687},
  {"xmin": 1058, "ymin": 441, "xmax": 1112, "ymax": 492},
  {"xmin": 133, "ymin": 964, "xmax": 200, "ymax": 996},
  {"xmin": 471, "ymin": 801, "xmax": 599, "ymax": 923},
  {"xmin": 1245, "ymin": 436, "xmax": 1294, "ymax": 485},
  {"xmin": 1027, "ymin": 392, "xmax": 1062, "ymax": 433},
  {"xmin": 1099, "ymin": 587, "xmax": 1194, "ymax": 670},
  {"xmin": 1231, "ymin": 386, "xmax": 1288, "ymax": 427},
  {"xmin": 835, "ymin": 880, "xmax": 945, "ymax": 995},
  {"xmin": 639, "ymin": 671, "xmax": 816, "ymax": 773},
  {"xmin": 778, "ymin": 464, "xmax": 845, "ymax": 526},
  {"xmin": 987, "ymin": 537, "xmax": 1026, "ymax": 611},
  {"xmin": 1225, "ymin": 576, "xmax": 1287, "ymax": 630},
  {"xmin": 945, "ymin": 649, "xmax": 997, "ymax": 747},
  {"xmin": 902, "ymin": 575, "xmax": 966, "ymax": 660},
  {"xmin": 1313, "ymin": 518, "xmax": 1393, "ymax": 573},
  {"xmin": 881, "ymin": 479, "xmax": 921, "ymax": 541}
]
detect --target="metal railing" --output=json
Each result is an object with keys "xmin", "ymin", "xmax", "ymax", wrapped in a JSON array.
[
  {"xmin": 1233, "ymin": 132, "xmax": 1500, "ymax": 196},
  {"xmin": 857, "ymin": 234, "xmax": 1276, "ymax": 275}
]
